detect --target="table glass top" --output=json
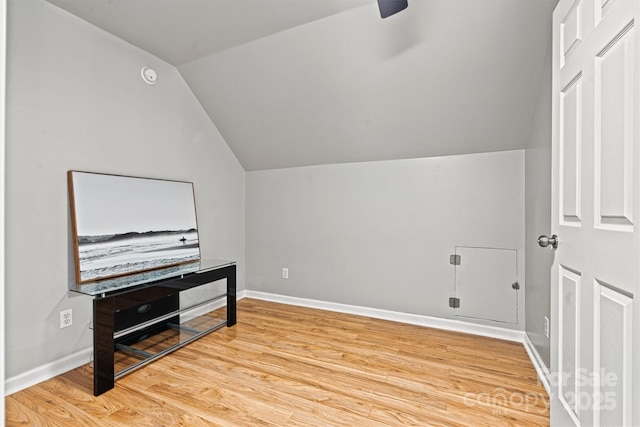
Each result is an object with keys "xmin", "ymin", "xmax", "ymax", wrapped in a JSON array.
[{"xmin": 70, "ymin": 259, "xmax": 235, "ymax": 296}]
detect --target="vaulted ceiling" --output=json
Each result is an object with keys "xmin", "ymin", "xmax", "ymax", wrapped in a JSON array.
[{"xmin": 46, "ymin": 0, "xmax": 556, "ymax": 170}]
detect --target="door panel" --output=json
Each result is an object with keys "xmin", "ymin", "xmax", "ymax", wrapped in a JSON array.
[
  {"xmin": 594, "ymin": 282, "xmax": 633, "ymax": 426},
  {"xmin": 594, "ymin": 22, "xmax": 635, "ymax": 230},
  {"xmin": 561, "ymin": 0, "xmax": 583, "ymax": 67},
  {"xmin": 551, "ymin": 0, "xmax": 639, "ymax": 425},
  {"xmin": 558, "ymin": 266, "xmax": 581, "ymax": 425},
  {"xmin": 597, "ymin": 0, "xmax": 620, "ymax": 24},
  {"xmin": 560, "ymin": 74, "xmax": 583, "ymax": 226}
]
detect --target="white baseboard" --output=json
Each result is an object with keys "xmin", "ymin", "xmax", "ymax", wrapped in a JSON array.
[
  {"xmin": 244, "ymin": 291, "xmax": 525, "ymax": 343},
  {"xmin": 523, "ymin": 332, "xmax": 551, "ymax": 395},
  {"xmin": 5, "ymin": 347, "xmax": 93, "ymax": 396}
]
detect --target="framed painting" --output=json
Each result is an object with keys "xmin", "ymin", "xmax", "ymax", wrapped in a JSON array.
[{"xmin": 68, "ymin": 171, "xmax": 201, "ymax": 283}]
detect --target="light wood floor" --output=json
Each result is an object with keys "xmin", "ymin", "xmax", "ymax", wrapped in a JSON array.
[{"xmin": 6, "ymin": 298, "xmax": 549, "ymax": 426}]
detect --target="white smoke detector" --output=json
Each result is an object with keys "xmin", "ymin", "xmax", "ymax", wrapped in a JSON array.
[{"xmin": 141, "ymin": 67, "xmax": 157, "ymax": 85}]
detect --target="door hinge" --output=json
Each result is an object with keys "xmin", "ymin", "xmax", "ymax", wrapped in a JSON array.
[
  {"xmin": 512, "ymin": 282, "xmax": 520, "ymax": 290},
  {"xmin": 449, "ymin": 297, "xmax": 460, "ymax": 308},
  {"xmin": 449, "ymin": 254, "xmax": 461, "ymax": 265}
]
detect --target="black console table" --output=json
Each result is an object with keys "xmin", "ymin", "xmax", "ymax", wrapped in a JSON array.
[{"xmin": 71, "ymin": 259, "xmax": 236, "ymax": 396}]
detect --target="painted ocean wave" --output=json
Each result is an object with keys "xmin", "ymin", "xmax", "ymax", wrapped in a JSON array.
[{"xmin": 77, "ymin": 230, "xmax": 200, "ymax": 282}]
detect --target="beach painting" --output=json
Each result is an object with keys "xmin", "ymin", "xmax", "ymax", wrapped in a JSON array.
[{"xmin": 68, "ymin": 171, "xmax": 201, "ymax": 283}]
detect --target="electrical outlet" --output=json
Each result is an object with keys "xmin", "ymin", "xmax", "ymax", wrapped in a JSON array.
[
  {"xmin": 282, "ymin": 268, "xmax": 289, "ymax": 279},
  {"xmin": 544, "ymin": 316, "xmax": 549, "ymax": 339},
  {"xmin": 60, "ymin": 309, "xmax": 72, "ymax": 328}
]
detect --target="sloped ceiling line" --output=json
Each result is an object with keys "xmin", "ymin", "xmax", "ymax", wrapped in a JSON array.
[{"xmin": 46, "ymin": 0, "xmax": 556, "ymax": 171}]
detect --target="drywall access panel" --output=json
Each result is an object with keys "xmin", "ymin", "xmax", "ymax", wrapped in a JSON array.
[{"xmin": 450, "ymin": 246, "xmax": 519, "ymax": 324}]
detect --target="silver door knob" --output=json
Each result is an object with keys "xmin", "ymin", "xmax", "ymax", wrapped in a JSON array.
[{"xmin": 537, "ymin": 234, "xmax": 558, "ymax": 249}]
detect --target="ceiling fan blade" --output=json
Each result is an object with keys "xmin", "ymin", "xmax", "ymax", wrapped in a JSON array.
[{"xmin": 377, "ymin": 0, "xmax": 408, "ymax": 19}]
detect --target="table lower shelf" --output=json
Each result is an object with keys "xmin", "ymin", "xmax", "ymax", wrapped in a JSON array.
[{"xmin": 114, "ymin": 309, "xmax": 227, "ymax": 379}]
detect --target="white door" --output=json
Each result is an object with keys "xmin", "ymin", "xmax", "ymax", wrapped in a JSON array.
[{"xmin": 550, "ymin": 0, "xmax": 640, "ymax": 425}]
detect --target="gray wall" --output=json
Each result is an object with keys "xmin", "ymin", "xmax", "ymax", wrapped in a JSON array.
[
  {"xmin": 524, "ymin": 39, "xmax": 553, "ymax": 369},
  {"xmin": 5, "ymin": 0, "xmax": 245, "ymax": 378},
  {"xmin": 246, "ymin": 150, "xmax": 525, "ymax": 327}
]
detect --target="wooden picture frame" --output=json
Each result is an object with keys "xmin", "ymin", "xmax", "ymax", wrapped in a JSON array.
[{"xmin": 68, "ymin": 171, "xmax": 201, "ymax": 283}]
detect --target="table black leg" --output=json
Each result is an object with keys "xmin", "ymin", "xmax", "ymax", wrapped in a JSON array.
[
  {"xmin": 227, "ymin": 265, "xmax": 236, "ymax": 326},
  {"xmin": 93, "ymin": 297, "xmax": 114, "ymax": 396}
]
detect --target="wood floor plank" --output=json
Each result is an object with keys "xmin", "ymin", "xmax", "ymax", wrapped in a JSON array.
[
  {"xmin": 92, "ymin": 383, "xmax": 191, "ymax": 427},
  {"xmin": 8, "ymin": 384, "xmax": 106, "ymax": 426},
  {"xmin": 161, "ymin": 348, "xmax": 377, "ymax": 420},
  {"xmin": 35, "ymin": 374, "xmax": 122, "ymax": 420},
  {"xmin": 6, "ymin": 298, "xmax": 549, "ymax": 426},
  {"xmin": 5, "ymin": 396, "xmax": 64, "ymax": 427}
]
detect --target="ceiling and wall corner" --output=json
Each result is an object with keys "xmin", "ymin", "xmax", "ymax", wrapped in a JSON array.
[{"xmin": 46, "ymin": 0, "xmax": 557, "ymax": 171}]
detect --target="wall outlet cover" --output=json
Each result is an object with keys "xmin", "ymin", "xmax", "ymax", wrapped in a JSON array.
[{"xmin": 60, "ymin": 309, "xmax": 73, "ymax": 328}]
